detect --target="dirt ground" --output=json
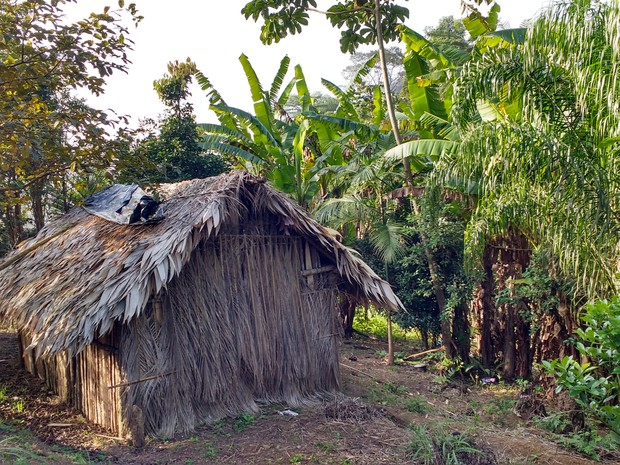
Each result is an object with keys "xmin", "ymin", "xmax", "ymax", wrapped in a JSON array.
[{"xmin": 1, "ymin": 329, "xmax": 618, "ymax": 465}]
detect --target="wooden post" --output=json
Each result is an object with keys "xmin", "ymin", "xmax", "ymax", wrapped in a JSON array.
[{"xmin": 130, "ymin": 405, "xmax": 145, "ymax": 448}]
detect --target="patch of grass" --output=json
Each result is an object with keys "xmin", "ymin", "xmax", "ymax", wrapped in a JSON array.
[
  {"xmin": 0, "ymin": 436, "xmax": 41, "ymax": 464},
  {"xmin": 11, "ymin": 399, "xmax": 25, "ymax": 413},
  {"xmin": 316, "ymin": 440, "xmax": 337, "ymax": 452},
  {"xmin": 0, "ymin": 385, "xmax": 7, "ymax": 402},
  {"xmin": 289, "ymin": 453, "xmax": 304, "ymax": 463},
  {"xmin": 202, "ymin": 443, "xmax": 217, "ymax": 458},
  {"xmin": 233, "ymin": 412, "xmax": 255, "ymax": 432},
  {"xmin": 535, "ymin": 413, "xmax": 619, "ymax": 460},
  {"xmin": 406, "ymin": 424, "xmax": 494, "ymax": 465},
  {"xmin": 405, "ymin": 396, "xmax": 428, "ymax": 414},
  {"xmin": 483, "ymin": 396, "xmax": 516, "ymax": 426},
  {"xmin": 383, "ymin": 381, "xmax": 408, "ymax": 395}
]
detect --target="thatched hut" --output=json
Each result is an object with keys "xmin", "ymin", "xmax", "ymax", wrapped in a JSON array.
[{"xmin": 0, "ymin": 172, "xmax": 401, "ymax": 438}]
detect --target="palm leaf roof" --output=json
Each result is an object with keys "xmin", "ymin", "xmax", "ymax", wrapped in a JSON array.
[{"xmin": 0, "ymin": 171, "xmax": 402, "ymax": 358}]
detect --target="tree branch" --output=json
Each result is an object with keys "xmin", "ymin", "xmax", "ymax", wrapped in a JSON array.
[{"xmin": 307, "ymin": 6, "xmax": 373, "ymax": 15}]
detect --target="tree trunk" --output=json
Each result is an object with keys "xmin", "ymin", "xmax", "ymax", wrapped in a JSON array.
[
  {"xmin": 479, "ymin": 243, "xmax": 495, "ymax": 369},
  {"xmin": 515, "ymin": 303, "xmax": 531, "ymax": 379},
  {"xmin": 386, "ymin": 308, "xmax": 394, "ymax": 365},
  {"xmin": 420, "ymin": 328, "xmax": 429, "ymax": 350},
  {"xmin": 374, "ymin": 0, "xmax": 402, "ymax": 147},
  {"xmin": 493, "ymin": 233, "xmax": 531, "ymax": 381},
  {"xmin": 30, "ymin": 182, "xmax": 46, "ymax": 232},
  {"xmin": 4, "ymin": 195, "xmax": 24, "ymax": 248},
  {"xmin": 374, "ymin": 0, "xmax": 456, "ymax": 359},
  {"xmin": 339, "ymin": 295, "xmax": 356, "ymax": 339},
  {"xmin": 385, "ymin": 262, "xmax": 394, "ymax": 365},
  {"xmin": 502, "ymin": 303, "xmax": 516, "ymax": 380},
  {"xmin": 453, "ymin": 302, "xmax": 470, "ymax": 363},
  {"xmin": 411, "ymin": 198, "xmax": 455, "ymax": 359}
]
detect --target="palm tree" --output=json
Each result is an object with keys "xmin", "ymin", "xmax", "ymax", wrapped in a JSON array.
[
  {"xmin": 433, "ymin": 0, "xmax": 620, "ymax": 377},
  {"xmin": 440, "ymin": 0, "xmax": 619, "ymax": 302}
]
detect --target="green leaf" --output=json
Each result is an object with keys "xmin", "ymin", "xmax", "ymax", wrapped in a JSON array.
[
  {"xmin": 269, "ymin": 55, "xmax": 291, "ymax": 104},
  {"xmin": 384, "ymin": 139, "xmax": 460, "ymax": 166},
  {"xmin": 239, "ymin": 53, "xmax": 273, "ymax": 133}
]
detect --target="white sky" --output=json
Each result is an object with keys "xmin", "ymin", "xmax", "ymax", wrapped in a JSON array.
[{"xmin": 67, "ymin": 0, "xmax": 551, "ymax": 125}]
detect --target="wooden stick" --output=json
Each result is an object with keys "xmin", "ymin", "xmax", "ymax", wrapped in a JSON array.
[
  {"xmin": 93, "ymin": 433, "xmax": 124, "ymax": 441},
  {"xmin": 341, "ymin": 363, "xmax": 382, "ymax": 382},
  {"xmin": 108, "ymin": 371, "xmax": 176, "ymax": 389},
  {"xmin": 301, "ymin": 265, "xmax": 335, "ymax": 276},
  {"xmin": 403, "ymin": 347, "xmax": 442, "ymax": 361}
]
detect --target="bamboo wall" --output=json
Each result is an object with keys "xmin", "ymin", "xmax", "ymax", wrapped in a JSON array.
[
  {"xmin": 19, "ymin": 327, "xmax": 125, "ymax": 435},
  {"xmin": 119, "ymin": 230, "xmax": 341, "ymax": 437},
  {"xmin": 19, "ymin": 224, "xmax": 341, "ymax": 438},
  {"xmin": 74, "ymin": 328, "xmax": 125, "ymax": 434}
]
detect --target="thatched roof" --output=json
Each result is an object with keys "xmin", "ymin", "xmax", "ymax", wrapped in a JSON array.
[{"xmin": 0, "ymin": 171, "xmax": 402, "ymax": 358}]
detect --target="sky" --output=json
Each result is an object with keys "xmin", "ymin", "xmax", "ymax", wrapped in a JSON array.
[{"xmin": 67, "ymin": 0, "xmax": 552, "ymax": 126}]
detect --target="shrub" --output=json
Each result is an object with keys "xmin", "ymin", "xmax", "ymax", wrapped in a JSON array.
[{"xmin": 543, "ymin": 298, "xmax": 620, "ymax": 437}]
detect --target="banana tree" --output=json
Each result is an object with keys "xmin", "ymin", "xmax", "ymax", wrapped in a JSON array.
[{"xmin": 197, "ymin": 55, "xmax": 374, "ymax": 210}]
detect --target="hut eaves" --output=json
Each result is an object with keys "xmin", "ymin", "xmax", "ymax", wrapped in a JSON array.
[{"xmin": 0, "ymin": 172, "xmax": 403, "ymax": 358}]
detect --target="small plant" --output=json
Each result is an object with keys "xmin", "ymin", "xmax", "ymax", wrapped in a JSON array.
[
  {"xmin": 543, "ymin": 298, "xmax": 620, "ymax": 437},
  {"xmin": 289, "ymin": 454, "xmax": 304, "ymax": 463},
  {"xmin": 12, "ymin": 399, "xmax": 25, "ymax": 413},
  {"xmin": 0, "ymin": 385, "xmax": 6, "ymax": 402},
  {"xmin": 211, "ymin": 419, "xmax": 226, "ymax": 435},
  {"xmin": 405, "ymin": 396, "xmax": 428, "ymax": 414},
  {"xmin": 383, "ymin": 381, "xmax": 408, "ymax": 395},
  {"xmin": 407, "ymin": 424, "xmax": 490, "ymax": 465},
  {"xmin": 316, "ymin": 441, "xmax": 337, "ymax": 452},
  {"xmin": 535, "ymin": 413, "xmax": 618, "ymax": 460},
  {"xmin": 233, "ymin": 412, "xmax": 255, "ymax": 432},
  {"xmin": 203, "ymin": 443, "xmax": 217, "ymax": 458}
]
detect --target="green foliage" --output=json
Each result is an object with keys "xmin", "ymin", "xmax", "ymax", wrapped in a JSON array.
[
  {"xmin": 233, "ymin": 412, "xmax": 255, "ymax": 432},
  {"xmin": 495, "ymin": 249, "xmax": 564, "ymax": 326},
  {"xmin": 241, "ymin": 0, "xmax": 409, "ymax": 53},
  {"xmin": 405, "ymin": 396, "xmax": 428, "ymax": 414},
  {"xmin": 424, "ymin": 16, "xmax": 473, "ymax": 58},
  {"xmin": 117, "ymin": 60, "xmax": 229, "ymax": 184},
  {"xmin": 536, "ymin": 413, "xmax": 619, "ymax": 460},
  {"xmin": 11, "ymin": 399, "xmax": 24, "ymax": 413},
  {"xmin": 439, "ymin": 0, "xmax": 620, "ymax": 300},
  {"xmin": 0, "ymin": 0, "xmax": 140, "ymax": 242},
  {"xmin": 407, "ymin": 424, "xmax": 486, "ymax": 465},
  {"xmin": 543, "ymin": 297, "xmax": 620, "ymax": 437},
  {"xmin": 352, "ymin": 310, "xmax": 408, "ymax": 341}
]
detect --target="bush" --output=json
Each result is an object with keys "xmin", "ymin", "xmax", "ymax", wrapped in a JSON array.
[
  {"xmin": 543, "ymin": 298, "xmax": 620, "ymax": 438},
  {"xmin": 353, "ymin": 311, "xmax": 409, "ymax": 341}
]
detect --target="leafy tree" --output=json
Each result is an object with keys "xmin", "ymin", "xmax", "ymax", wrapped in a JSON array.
[
  {"xmin": 342, "ymin": 46, "xmax": 405, "ymax": 93},
  {"xmin": 241, "ymin": 0, "xmax": 409, "ymax": 150},
  {"xmin": 198, "ymin": 54, "xmax": 387, "ymax": 209},
  {"xmin": 117, "ymin": 59, "xmax": 229, "ymax": 184},
  {"xmin": 424, "ymin": 16, "xmax": 472, "ymax": 56},
  {"xmin": 440, "ymin": 0, "xmax": 620, "ymax": 302},
  {"xmin": 0, "ymin": 0, "xmax": 141, "ymax": 245}
]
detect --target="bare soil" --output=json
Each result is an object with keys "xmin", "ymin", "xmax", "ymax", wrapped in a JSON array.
[{"xmin": 1, "ymin": 329, "xmax": 618, "ymax": 465}]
